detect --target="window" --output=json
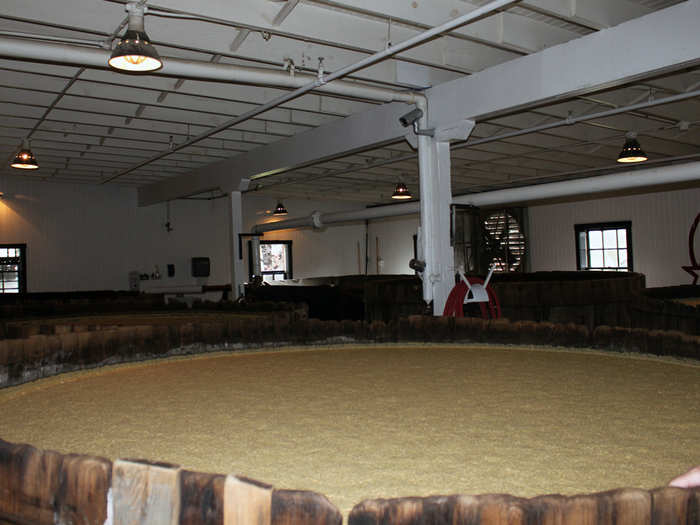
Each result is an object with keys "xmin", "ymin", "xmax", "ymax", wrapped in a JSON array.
[
  {"xmin": 575, "ymin": 222, "xmax": 632, "ymax": 271},
  {"xmin": 0, "ymin": 244, "xmax": 27, "ymax": 294},
  {"xmin": 249, "ymin": 241, "xmax": 293, "ymax": 282}
]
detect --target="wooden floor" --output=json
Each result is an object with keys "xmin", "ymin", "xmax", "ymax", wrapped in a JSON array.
[{"xmin": 1, "ymin": 344, "xmax": 698, "ymax": 517}]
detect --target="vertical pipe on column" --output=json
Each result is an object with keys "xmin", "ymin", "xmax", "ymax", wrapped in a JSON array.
[
  {"xmin": 376, "ymin": 236, "xmax": 380, "ymax": 274},
  {"xmin": 228, "ymin": 191, "xmax": 246, "ymax": 299}
]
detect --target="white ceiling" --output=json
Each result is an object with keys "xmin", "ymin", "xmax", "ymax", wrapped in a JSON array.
[{"xmin": 0, "ymin": 0, "xmax": 698, "ymax": 205}]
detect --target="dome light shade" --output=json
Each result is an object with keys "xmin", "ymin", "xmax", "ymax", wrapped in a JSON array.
[
  {"xmin": 11, "ymin": 146, "xmax": 38, "ymax": 170},
  {"xmin": 392, "ymin": 182, "xmax": 412, "ymax": 200},
  {"xmin": 617, "ymin": 137, "xmax": 648, "ymax": 163},
  {"xmin": 109, "ymin": 29, "xmax": 162, "ymax": 72},
  {"xmin": 273, "ymin": 202, "xmax": 288, "ymax": 215}
]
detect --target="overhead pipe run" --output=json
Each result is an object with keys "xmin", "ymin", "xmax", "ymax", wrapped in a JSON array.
[
  {"xmin": 251, "ymin": 160, "xmax": 700, "ymax": 234},
  {"xmin": 0, "ymin": 35, "xmax": 414, "ymax": 104}
]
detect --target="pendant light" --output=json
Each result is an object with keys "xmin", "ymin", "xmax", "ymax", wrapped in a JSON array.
[
  {"xmin": 617, "ymin": 132, "xmax": 648, "ymax": 163},
  {"xmin": 392, "ymin": 182, "xmax": 412, "ymax": 200},
  {"xmin": 10, "ymin": 140, "xmax": 39, "ymax": 170},
  {"xmin": 108, "ymin": 2, "xmax": 163, "ymax": 73},
  {"xmin": 273, "ymin": 202, "xmax": 288, "ymax": 215}
]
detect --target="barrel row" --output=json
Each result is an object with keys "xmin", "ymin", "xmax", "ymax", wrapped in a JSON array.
[
  {"xmin": 349, "ymin": 487, "xmax": 700, "ymax": 525},
  {"xmin": 491, "ymin": 272, "xmax": 646, "ymax": 307},
  {"xmin": 0, "ymin": 438, "xmax": 341, "ymax": 525},
  {"xmin": 1, "ymin": 316, "xmax": 698, "ymax": 388}
]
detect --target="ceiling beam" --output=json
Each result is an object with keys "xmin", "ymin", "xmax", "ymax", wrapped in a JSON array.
[
  {"xmin": 137, "ymin": 1, "xmax": 700, "ymax": 206},
  {"xmin": 272, "ymin": 0, "xmax": 301, "ymax": 26},
  {"xmin": 427, "ymin": 0, "xmax": 700, "ymax": 125},
  {"xmin": 137, "ymin": 101, "xmax": 412, "ymax": 205}
]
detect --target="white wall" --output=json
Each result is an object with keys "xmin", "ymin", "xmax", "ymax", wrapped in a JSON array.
[
  {"xmin": 4, "ymin": 173, "xmax": 695, "ymax": 293},
  {"xmin": 242, "ymin": 194, "xmax": 367, "ymax": 279},
  {"xmin": 528, "ymin": 187, "xmax": 700, "ymax": 287},
  {"xmin": 0, "ymin": 175, "xmax": 230, "ymax": 292},
  {"xmin": 246, "ymin": 185, "xmax": 700, "ymax": 288},
  {"xmin": 242, "ymin": 195, "xmax": 421, "ymax": 278},
  {"xmin": 0, "ymin": 175, "xmax": 416, "ymax": 294},
  {"xmin": 367, "ymin": 215, "xmax": 419, "ymax": 275}
]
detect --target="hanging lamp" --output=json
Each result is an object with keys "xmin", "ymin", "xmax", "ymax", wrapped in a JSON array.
[
  {"xmin": 273, "ymin": 202, "xmax": 288, "ymax": 215},
  {"xmin": 108, "ymin": 2, "xmax": 163, "ymax": 73},
  {"xmin": 617, "ymin": 133, "xmax": 648, "ymax": 163},
  {"xmin": 10, "ymin": 140, "xmax": 39, "ymax": 170},
  {"xmin": 392, "ymin": 182, "xmax": 412, "ymax": 200}
]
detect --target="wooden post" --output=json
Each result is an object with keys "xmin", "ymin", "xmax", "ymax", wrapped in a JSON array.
[
  {"xmin": 111, "ymin": 459, "xmax": 181, "ymax": 525},
  {"xmin": 0, "ymin": 440, "xmax": 63, "ymax": 525},
  {"xmin": 180, "ymin": 470, "xmax": 226, "ymax": 525},
  {"xmin": 56, "ymin": 453, "xmax": 112, "ymax": 525},
  {"xmin": 224, "ymin": 475, "xmax": 273, "ymax": 525},
  {"xmin": 272, "ymin": 490, "xmax": 343, "ymax": 525}
]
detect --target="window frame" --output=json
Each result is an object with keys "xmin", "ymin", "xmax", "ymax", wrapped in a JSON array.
[
  {"xmin": 248, "ymin": 240, "xmax": 293, "ymax": 282},
  {"xmin": 0, "ymin": 243, "xmax": 27, "ymax": 294},
  {"xmin": 575, "ymin": 221, "xmax": 633, "ymax": 272}
]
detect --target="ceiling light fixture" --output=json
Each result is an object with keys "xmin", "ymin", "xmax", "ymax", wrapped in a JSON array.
[
  {"xmin": 617, "ymin": 132, "xmax": 648, "ymax": 163},
  {"xmin": 10, "ymin": 140, "xmax": 39, "ymax": 170},
  {"xmin": 392, "ymin": 182, "xmax": 412, "ymax": 200},
  {"xmin": 273, "ymin": 202, "xmax": 288, "ymax": 215},
  {"xmin": 108, "ymin": 2, "xmax": 163, "ymax": 73}
]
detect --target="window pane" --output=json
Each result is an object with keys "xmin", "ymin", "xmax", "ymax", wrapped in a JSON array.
[
  {"xmin": 0, "ymin": 249, "xmax": 6, "ymax": 257},
  {"xmin": 617, "ymin": 229, "xmax": 627, "ymax": 248},
  {"xmin": 619, "ymin": 249, "xmax": 628, "ymax": 268},
  {"xmin": 603, "ymin": 250, "xmax": 618, "ymax": 267},
  {"xmin": 262, "ymin": 274, "xmax": 275, "ymax": 283},
  {"xmin": 590, "ymin": 250, "xmax": 603, "ymax": 267},
  {"xmin": 603, "ymin": 229, "xmax": 617, "ymax": 248},
  {"xmin": 588, "ymin": 230, "xmax": 603, "ymax": 249},
  {"xmin": 260, "ymin": 244, "xmax": 287, "ymax": 272}
]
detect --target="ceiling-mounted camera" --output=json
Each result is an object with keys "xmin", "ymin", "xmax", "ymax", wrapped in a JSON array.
[
  {"xmin": 399, "ymin": 108, "xmax": 424, "ymax": 128},
  {"xmin": 399, "ymin": 107, "xmax": 434, "ymax": 137}
]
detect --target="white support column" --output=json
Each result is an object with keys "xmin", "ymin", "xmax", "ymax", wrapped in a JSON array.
[
  {"xmin": 228, "ymin": 191, "xmax": 246, "ymax": 299},
  {"xmin": 417, "ymin": 131, "xmax": 454, "ymax": 316}
]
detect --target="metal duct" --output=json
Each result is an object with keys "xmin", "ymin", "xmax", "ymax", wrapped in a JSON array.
[
  {"xmin": 252, "ymin": 160, "xmax": 700, "ymax": 233},
  {"xmin": 0, "ymin": 35, "xmax": 416, "ymax": 104}
]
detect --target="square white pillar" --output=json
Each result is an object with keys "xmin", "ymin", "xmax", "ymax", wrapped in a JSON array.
[{"xmin": 417, "ymin": 136, "xmax": 454, "ymax": 315}]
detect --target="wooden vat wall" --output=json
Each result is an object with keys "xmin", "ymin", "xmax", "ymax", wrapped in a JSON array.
[
  {"xmin": 0, "ymin": 439, "xmax": 342, "ymax": 525},
  {"xmin": 1, "ymin": 315, "xmax": 699, "ymax": 389},
  {"xmin": 349, "ymin": 488, "xmax": 700, "ymax": 525},
  {"xmin": 1, "ymin": 312, "xmax": 699, "ymax": 524},
  {"xmin": 0, "ymin": 438, "xmax": 697, "ymax": 525}
]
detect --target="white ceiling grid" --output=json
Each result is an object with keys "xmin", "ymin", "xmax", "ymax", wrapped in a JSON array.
[{"xmin": 0, "ymin": 0, "xmax": 697, "ymax": 203}]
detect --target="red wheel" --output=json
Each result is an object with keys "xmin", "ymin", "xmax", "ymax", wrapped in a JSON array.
[{"xmin": 443, "ymin": 277, "xmax": 501, "ymax": 319}]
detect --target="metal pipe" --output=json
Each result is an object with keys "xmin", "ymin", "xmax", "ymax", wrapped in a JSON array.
[
  {"xmin": 0, "ymin": 31, "xmax": 106, "ymax": 48},
  {"xmin": 252, "ymin": 201, "xmax": 420, "ymax": 233},
  {"xmin": 454, "ymin": 160, "xmax": 700, "ymax": 207},
  {"xmin": 0, "ymin": 35, "xmax": 412, "ymax": 103},
  {"xmin": 252, "ymin": 160, "xmax": 700, "ymax": 233}
]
